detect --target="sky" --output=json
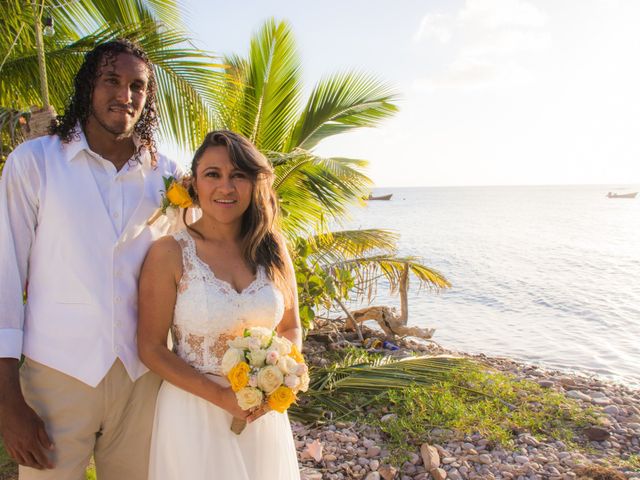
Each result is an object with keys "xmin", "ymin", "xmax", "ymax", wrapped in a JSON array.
[{"xmin": 171, "ymin": 0, "xmax": 640, "ymax": 187}]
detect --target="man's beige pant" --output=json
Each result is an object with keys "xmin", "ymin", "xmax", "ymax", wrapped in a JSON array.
[{"xmin": 19, "ymin": 358, "xmax": 161, "ymax": 480}]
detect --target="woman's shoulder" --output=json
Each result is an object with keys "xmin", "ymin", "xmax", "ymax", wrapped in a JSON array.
[{"xmin": 145, "ymin": 233, "xmax": 184, "ymax": 270}]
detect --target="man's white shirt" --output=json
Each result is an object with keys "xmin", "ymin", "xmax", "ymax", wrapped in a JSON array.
[{"xmin": 0, "ymin": 129, "xmax": 182, "ymax": 386}]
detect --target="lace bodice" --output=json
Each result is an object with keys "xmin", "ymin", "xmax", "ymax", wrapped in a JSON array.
[{"xmin": 170, "ymin": 230, "xmax": 285, "ymax": 375}]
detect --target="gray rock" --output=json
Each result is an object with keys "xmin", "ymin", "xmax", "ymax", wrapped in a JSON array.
[
  {"xmin": 367, "ymin": 446, "xmax": 382, "ymax": 458},
  {"xmin": 584, "ymin": 426, "xmax": 610, "ymax": 441}
]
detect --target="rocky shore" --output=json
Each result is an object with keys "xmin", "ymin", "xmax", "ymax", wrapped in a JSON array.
[{"xmin": 295, "ymin": 331, "xmax": 640, "ymax": 480}]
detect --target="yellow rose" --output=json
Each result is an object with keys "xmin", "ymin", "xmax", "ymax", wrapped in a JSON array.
[
  {"xmin": 166, "ymin": 181, "xmax": 192, "ymax": 208},
  {"xmin": 288, "ymin": 344, "xmax": 305, "ymax": 363},
  {"xmin": 228, "ymin": 362, "xmax": 250, "ymax": 392},
  {"xmin": 221, "ymin": 348, "xmax": 246, "ymax": 375},
  {"xmin": 267, "ymin": 386, "xmax": 296, "ymax": 413}
]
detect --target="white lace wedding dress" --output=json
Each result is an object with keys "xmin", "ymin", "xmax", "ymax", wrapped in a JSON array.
[{"xmin": 148, "ymin": 230, "xmax": 300, "ymax": 479}]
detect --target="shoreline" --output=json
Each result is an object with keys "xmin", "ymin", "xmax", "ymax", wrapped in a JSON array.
[{"xmin": 295, "ymin": 328, "xmax": 640, "ymax": 480}]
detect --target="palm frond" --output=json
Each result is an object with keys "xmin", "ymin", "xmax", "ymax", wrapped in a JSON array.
[
  {"xmin": 272, "ymin": 150, "xmax": 371, "ymax": 234},
  {"xmin": 288, "ymin": 71, "xmax": 399, "ymax": 151},
  {"xmin": 329, "ymin": 254, "xmax": 451, "ymax": 300},
  {"xmin": 220, "ymin": 19, "xmax": 302, "ymax": 152},
  {"xmin": 290, "ymin": 355, "xmax": 466, "ymax": 422},
  {"xmin": 304, "ymin": 229, "xmax": 400, "ymax": 265}
]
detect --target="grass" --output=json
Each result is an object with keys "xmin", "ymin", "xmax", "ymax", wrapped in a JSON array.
[{"xmin": 372, "ymin": 365, "xmax": 599, "ymax": 463}]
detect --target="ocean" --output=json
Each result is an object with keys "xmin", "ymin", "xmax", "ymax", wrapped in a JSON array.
[{"xmin": 342, "ymin": 185, "xmax": 640, "ymax": 386}]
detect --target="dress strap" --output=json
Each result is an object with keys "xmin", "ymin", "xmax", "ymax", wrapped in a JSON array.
[{"xmin": 171, "ymin": 229, "xmax": 199, "ymax": 278}]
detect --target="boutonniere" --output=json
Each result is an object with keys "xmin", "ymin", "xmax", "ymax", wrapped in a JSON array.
[{"xmin": 147, "ymin": 176, "xmax": 193, "ymax": 225}]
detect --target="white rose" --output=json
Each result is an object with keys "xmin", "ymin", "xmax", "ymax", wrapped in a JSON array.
[
  {"xmin": 265, "ymin": 350, "xmax": 280, "ymax": 365},
  {"xmin": 247, "ymin": 327, "xmax": 273, "ymax": 347},
  {"xmin": 221, "ymin": 348, "xmax": 245, "ymax": 375},
  {"xmin": 296, "ymin": 363, "xmax": 309, "ymax": 376},
  {"xmin": 284, "ymin": 374, "xmax": 300, "ymax": 389},
  {"xmin": 268, "ymin": 336, "xmax": 291, "ymax": 356},
  {"xmin": 277, "ymin": 356, "xmax": 298, "ymax": 375},
  {"xmin": 257, "ymin": 365, "xmax": 284, "ymax": 394},
  {"xmin": 248, "ymin": 349, "xmax": 267, "ymax": 368},
  {"xmin": 298, "ymin": 372, "xmax": 310, "ymax": 392},
  {"xmin": 248, "ymin": 337, "xmax": 263, "ymax": 351},
  {"xmin": 236, "ymin": 387, "xmax": 263, "ymax": 411}
]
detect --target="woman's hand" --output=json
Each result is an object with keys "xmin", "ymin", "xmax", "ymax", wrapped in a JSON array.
[
  {"xmin": 217, "ymin": 387, "xmax": 250, "ymax": 419},
  {"xmin": 216, "ymin": 387, "xmax": 270, "ymax": 423}
]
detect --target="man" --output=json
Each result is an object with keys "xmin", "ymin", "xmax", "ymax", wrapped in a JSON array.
[{"xmin": 0, "ymin": 39, "xmax": 182, "ymax": 479}]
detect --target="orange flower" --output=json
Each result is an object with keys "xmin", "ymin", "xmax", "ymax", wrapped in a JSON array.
[
  {"xmin": 166, "ymin": 181, "xmax": 192, "ymax": 208},
  {"xmin": 228, "ymin": 362, "xmax": 250, "ymax": 392},
  {"xmin": 267, "ymin": 386, "xmax": 296, "ymax": 413},
  {"xmin": 288, "ymin": 344, "xmax": 304, "ymax": 364}
]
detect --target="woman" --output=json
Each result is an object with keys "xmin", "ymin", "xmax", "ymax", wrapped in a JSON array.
[{"xmin": 137, "ymin": 131, "xmax": 302, "ymax": 479}]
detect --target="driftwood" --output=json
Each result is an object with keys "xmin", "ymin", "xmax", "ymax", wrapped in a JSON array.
[
  {"xmin": 345, "ymin": 264, "xmax": 435, "ymax": 340},
  {"xmin": 345, "ymin": 305, "xmax": 435, "ymax": 339}
]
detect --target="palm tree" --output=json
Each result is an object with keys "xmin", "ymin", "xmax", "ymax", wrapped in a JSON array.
[
  {"xmin": 0, "ymin": 0, "xmax": 225, "ymax": 164},
  {"xmin": 218, "ymin": 19, "xmax": 450, "ymax": 329}
]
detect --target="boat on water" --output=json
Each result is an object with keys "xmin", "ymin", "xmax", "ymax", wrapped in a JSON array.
[
  {"xmin": 606, "ymin": 192, "xmax": 638, "ymax": 199},
  {"xmin": 364, "ymin": 193, "xmax": 393, "ymax": 201}
]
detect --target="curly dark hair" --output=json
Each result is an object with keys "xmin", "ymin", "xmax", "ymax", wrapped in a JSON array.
[{"xmin": 49, "ymin": 38, "xmax": 158, "ymax": 165}]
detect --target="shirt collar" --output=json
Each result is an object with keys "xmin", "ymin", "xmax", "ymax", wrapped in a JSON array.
[{"xmin": 63, "ymin": 123, "xmax": 149, "ymax": 168}]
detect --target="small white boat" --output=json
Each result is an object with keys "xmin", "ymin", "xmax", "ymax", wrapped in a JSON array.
[
  {"xmin": 606, "ymin": 192, "xmax": 638, "ymax": 199},
  {"xmin": 364, "ymin": 193, "xmax": 393, "ymax": 201}
]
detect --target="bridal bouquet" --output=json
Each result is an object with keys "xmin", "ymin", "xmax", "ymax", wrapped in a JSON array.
[{"xmin": 221, "ymin": 327, "xmax": 309, "ymax": 434}]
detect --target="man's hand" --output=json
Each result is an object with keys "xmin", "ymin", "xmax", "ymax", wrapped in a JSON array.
[
  {"xmin": 0, "ymin": 359, "xmax": 53, "ymax": 469},
  {"xmin": 0, "ymin": 399, "xmax": 53, "ymax": 469}
]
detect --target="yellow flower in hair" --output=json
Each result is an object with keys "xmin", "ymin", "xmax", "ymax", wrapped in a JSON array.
[
  {"xmin": 228, "ymin": 361, "xmax": 250, "ymax": 392},
  {"xmin": 267, "ymin": 386, "xmax": 296, "ymax": 413},
  {"xmin": 166, "ymin": 181, "xmax": 192, "ymax": 208}
]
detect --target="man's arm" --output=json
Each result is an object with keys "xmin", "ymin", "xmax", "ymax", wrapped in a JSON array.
[{"xmin": 0, "ymin": 147, "xmax": 53, "ymax": 469}]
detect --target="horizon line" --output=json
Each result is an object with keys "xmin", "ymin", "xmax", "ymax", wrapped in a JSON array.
[{"xmin": 371, "ymin": 182, "xmax": 640, "ymax": 189}]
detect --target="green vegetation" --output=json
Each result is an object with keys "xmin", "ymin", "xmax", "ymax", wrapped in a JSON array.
[
  {"xmin": 0, "ymin": 442, "xmax": 16, "ymax": 480},
  {"xmin": 292, "ymin": 348, "xmax": 601, "ymax": 465}
]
